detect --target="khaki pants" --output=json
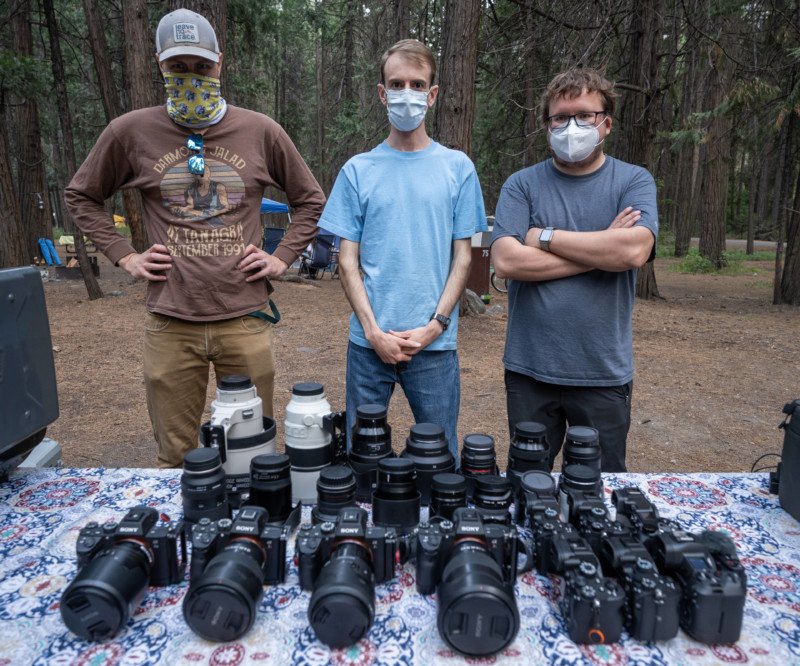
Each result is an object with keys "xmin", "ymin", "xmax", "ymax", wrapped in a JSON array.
[{"xmin": 144, "ymin": 310, "xmax": 275, "ymax": 468}]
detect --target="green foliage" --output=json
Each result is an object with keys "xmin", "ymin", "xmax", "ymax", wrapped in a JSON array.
[
  {"xmin": 0, "ymin": 51, "xmax": 51, "ymax": 96},
  {"xmin": 668, "ymin": 248, "xmax": 772, "ymax": 275}
]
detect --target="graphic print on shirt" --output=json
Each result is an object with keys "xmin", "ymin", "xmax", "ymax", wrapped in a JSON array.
[{"xmin": 159, "ymin": 157, "xmax": 248, "ymax": 259}]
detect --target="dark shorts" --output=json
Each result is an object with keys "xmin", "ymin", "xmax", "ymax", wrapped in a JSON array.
[{"xmin": 504, "ymin": 369, "xmax": 632, "ymax": 472}]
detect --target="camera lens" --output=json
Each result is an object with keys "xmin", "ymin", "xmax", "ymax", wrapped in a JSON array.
[
  {"xmin": 436, "ymin": 540, "xmax": 520, "ymax": 656},
  {"xmin": 558, "ymin": 463, "xmax": 603, "ymax": 522},
  {"xmin": 472, "ymin": 475, "xmax": 513, "ymax": 525},
  {"xmin": 285, "ymin": 382, "xmax": 337, "ymax": 504},
  {"xmin": 515, "ymin": 470, "xmax": 556, "ymax": 525},
  {"xmin": 312, "ymin": 465, "xmax": 357, "ymax": 524},
  {"xmin": 507, "ymin": 422, "xmax": 550, "ymax": 490},
  {"xmin": 460, "ymin": 434, "xmax": 498, "ymax": 500},
  {"xmin": 249, "ymin": 454, "xmax": 293, "ymax": 524},
  {"xmin": 308, "ymin": 541, "xmax": 375, "ymax": 648},
  {"xmin": 562, "ymin": 426, "xmax": 601, "ymax": 473},
  {"xmin": 372, "ymin": 457, "xmax": 421, "ymax": 531},
  {"xmin": 348, "ymin": 404, "xmax": 394, "ymax": 501},
  {"xmin": 429, "ymin": 473, "xmax": 467, "ymax": 521},
  {"xmin": 61, "ymin": 539, "xmax": 153, "ymax": 641},
  {"xmin": 183, "ymin": 538, "xmax": 267, "ymax": 642},
  {"xmin": 181, "ymin": 448, "xmax": 230, "ymax": 532},
  {"xmin": 402, "ymin": 423, "xmax": 455, "ymax": 505}
]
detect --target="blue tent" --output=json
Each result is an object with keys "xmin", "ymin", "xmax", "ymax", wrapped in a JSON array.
[{"xmin": 260, "ymin": 198, "xmax": 290, "ymax": 214}]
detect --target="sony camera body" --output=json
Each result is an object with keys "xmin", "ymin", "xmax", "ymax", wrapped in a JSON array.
[
  {"xmin": 189, "ymin": 506, "xmax": 289, "ymax": 586},
  {"xmin": 296, "ymin": 507, "xmax": 398, "ymax": 648},
  {"xmin": 61, "ymin": 506, "xmax": 185, "ymax": 641},
  {"xmin": 601, "ymin": 534, "xmax": 681, "ymax": 641},
  {"xmin": 296, "ymin": 507, "xmax": 397, "ymax": 589},
  {"xmin": 548, "ymin": 531, "xmax": 625, "ymax": 645},
  {"xmin": 648, "ymin": 528, "xmax": 747, "ymax": 644}
]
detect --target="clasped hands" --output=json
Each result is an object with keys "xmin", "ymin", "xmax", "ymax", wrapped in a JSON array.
[{"xmin": 368, "ymin": 320, "xmax": 444, "ymax": 365}]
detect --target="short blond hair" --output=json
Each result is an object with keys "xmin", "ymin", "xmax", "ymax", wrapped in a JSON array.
[
  {"xmin": 540, "ymin": 68, "xmax": 617, "ymax": 125},
  {"xmin": 380, "ymin": 39, "xmax": 436, "ymax": 86}
]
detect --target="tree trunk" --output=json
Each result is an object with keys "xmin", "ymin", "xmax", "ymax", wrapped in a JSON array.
[
  {"xmin": 523, "ymin": 0, "xmax": 537, "ymax": 166},
  {"xmin": 433, "ymin": 0, "xmax": 481, "ymax": 156},
  {"xmin": 43, "ymin": 0, "xmax": 103, "ymax": 299},
  {"xmin": 781, "ymin": 165, "xmax": 800, "ymax": 305},
  {"xmin": 774, "ymin": 107, "xmax": 797, "ymax": 303},
  {"xmin": 394, "ymin": 0, "xmax": 410, "ymax": 40},
  {"xmin": 0, "ymin": 101, "xmax": 27, "ymax": 268},
  {"xmin": 698, "ymin": 34, "xmax": 734, "ymax": 269},
  {"xmin": 12, "ymin": 1, "xmax": 52, "ymax": 263},
  {"xmin": 614, "ymin": 0, "xmax": 663, "ymax": 299},
  {"xmin": 122, "ymin": 0, "xmax": 156, "ymax": 253}
]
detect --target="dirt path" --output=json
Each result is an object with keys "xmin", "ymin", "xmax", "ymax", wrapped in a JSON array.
[{"xmin": 44, "ymin": 255, "xmax": 798, "ymax": 473}]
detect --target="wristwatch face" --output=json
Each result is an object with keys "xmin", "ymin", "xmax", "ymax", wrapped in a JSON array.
[{"xmin": 540, "ymin": 228, "xmax": 554, "ymax": 251}]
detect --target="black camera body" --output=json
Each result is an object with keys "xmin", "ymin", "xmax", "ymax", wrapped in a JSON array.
[
  {"xmin": 600, "ymin": 534, "xmax": 681, "ymax": 642},
  {"xmin": 612, "ymin": 486, "xmax": 663, "ymax": 536},
  {"xmin": 296, "ymin": 507, "xmax": 397, "ymax": 648},
  {"xmin": 648, "ymin": 528, "xmax": 747, "ymax": 644},
  {"xmin": 548, "ymin": 531, "xmax": 625, "ymax": 645},
  {"xmin": 415, "ymin": 508, "xmax": 520, "ymax": 595},
  {"xmin": 61, "ymin": 506, "xmax": 186, "ymax": 641},
  {"xmin": 528, "ymin": 503, "xmax": 575, "ymax": 574},
  {"xmin": 414, "ymin": 508, "xmax": 522, "ymax": 657},
  {"xmin": 564, "ymin": 489, "xmax": 631, "ymax": 555},
  {"xmin": 296, "ymin": 508, "xmax": 397, "ymax": 589},
  {"xmin": 189, "ymin": 506, "xmax": 289, "ymax": 586}
]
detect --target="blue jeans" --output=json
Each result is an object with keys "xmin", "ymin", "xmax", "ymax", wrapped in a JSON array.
[{"xmin": 346, "ymin": 341, "xmax": 461, "ymax": 460}]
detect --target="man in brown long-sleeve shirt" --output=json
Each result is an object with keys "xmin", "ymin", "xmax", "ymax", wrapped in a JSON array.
[{"xmin": 65, "ymin": 8, "xmax": 325, "ymax": 467}]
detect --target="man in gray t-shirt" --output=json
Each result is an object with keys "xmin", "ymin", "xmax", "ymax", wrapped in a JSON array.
[{"xmin": 490, "ymin": 68, "xmax": 657, "ymax": 472}]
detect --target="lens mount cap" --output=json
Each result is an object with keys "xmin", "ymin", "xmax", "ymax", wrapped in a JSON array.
[
  {"xmin": 183, "ymin": 447, "xmax": 222, "ymax": 472},
  {"xmin": 292, "ymin": 382, "xmax": 324, "ymax": 397},
  {"xmin": 309, "ymin": 591, "xmax": 372, "ymax": 648},
  {"xmin": 318, "ymin": 464, "xmax": 356, "ymax": 488},
  {"xmin": 514, "ymin": 421, "xmax": 547, "ymax": 440},
  {"xmin": 520, "ymin": 470, "xmax": 555, "ymax": 494},
  {"xmin": 409, "ymin": 423, "xmax": 445, "ymax": 441},
  {"xmin": 463, "ymin": 434, "xmax": 494, "ymax": 450},
  {"xmin": 356, "ymin": 404, "xmax": 387, "ymax": 421},
  {"xmin": 431, "ymin": 473, "xmax": 467, "ymax": 492},
  {"xmin": 566, "ymin": 426, "xmax": 599, "ymax": 443},
  {"xmin": 219, "ymin": 375, "xmax": 253, "ymax": 390}
]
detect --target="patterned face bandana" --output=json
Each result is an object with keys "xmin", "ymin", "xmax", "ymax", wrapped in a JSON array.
[{"xmin": 163, "ymin": 72, "xmax": 227, "ymax": 128}]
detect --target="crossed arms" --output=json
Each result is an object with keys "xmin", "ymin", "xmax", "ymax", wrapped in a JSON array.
[{"xmin": 492, "ymin": 206, "xmax": 655, "ymax": 282}]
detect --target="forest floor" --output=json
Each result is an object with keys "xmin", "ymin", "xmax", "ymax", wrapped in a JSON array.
[{"xmin": 44, "ymin": 253, "xmax": 798, "ymax": 473}]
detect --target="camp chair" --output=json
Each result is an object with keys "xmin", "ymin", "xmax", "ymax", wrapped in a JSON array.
[
  {"xmin": 298, "ymin": 233, "xmax": 337, "ymax": 279},
  {"xmin": 262, "ymin": 227, "xmax": 286, "ymax": 255}
]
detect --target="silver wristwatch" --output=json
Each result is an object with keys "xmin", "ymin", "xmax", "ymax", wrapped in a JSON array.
[{"xmin": 539, "ymin": 227, "xmax": 555, "ymax": 252}]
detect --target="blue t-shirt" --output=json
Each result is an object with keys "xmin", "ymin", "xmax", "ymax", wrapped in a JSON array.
[
  {"xmin": 320, "ymin": 140, "xmax": 487, "ymax": 350},
  {"xmin": 491, "ymin": 156, "xmax": 658, "ymax": 386}
]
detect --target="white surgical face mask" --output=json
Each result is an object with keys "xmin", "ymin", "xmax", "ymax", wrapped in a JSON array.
[
  {"xmin": 386, "ymin": 89, "xmax": 429, "ymax": 132},
  {"xmin": 548, "ymin": 119, "xmax": 603, "ymax": 163}
]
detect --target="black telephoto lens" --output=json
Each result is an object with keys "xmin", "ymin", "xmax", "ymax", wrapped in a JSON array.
[
  {"xmin": 402, "ymin": 423, "xmax": 455, "ymax": 505},
  {"xmin": 507, "ymin": 421, "xmax": 550, "ymax": 490},
  {"xmin": 312, "ymin": 465, "xmax": 357, "ymax": 524},
  {"xmin": 558, "ymin": 463, "xmax": 603, "ymax": 521},
  {"xmin": 183, "ymin": 536, "xmax": 268, "ymax": 642},
  {"xmin": 436, "ymin": 540, "xmax": 520, "ymax": 656},
  {"xmin": 308, "ymin": 541, "xmax": 376, "ymax": 648},
  {"xmin": 472, "ymin": 475, "xmax": 513, "ymax": 525},
  {"xmin": 371, "ymin": 457, "xmax": 421, "ymax": 531},
  {"xmin": 60, "ymin": 540, "xmax": 153, "ymax": 641},
  {"xmin": 429, "ymin": 473, "xmax": 467, "ymax": 521},
  {"xmin": 181, "ymin": 448, "xmax": 230, "ymax": 532},
  {"xmin": 249, "ymin": 454, "xmax": 293, "ymax": 524},
  {"xmin": 460, "ymin": 434, "xmax": 498, "ymax": 500},
  {"xmin": 348, "ymin": 404, "xmax": 394, "ymax": 501},
  {"xmin": 562, "ymin": 426, "xmax": 601, "ymax": 473}
]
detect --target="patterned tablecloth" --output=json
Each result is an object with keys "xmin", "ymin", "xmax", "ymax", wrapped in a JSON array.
[{"xmin": 0, "ymin": 466, "xmax": 798, "ymax": 666}]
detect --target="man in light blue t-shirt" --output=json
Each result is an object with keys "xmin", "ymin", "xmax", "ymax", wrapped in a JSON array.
[
  {"xmin": 491, "ymin": 68, "xmax": 658, "ymax": 472},
  {"xmin": 319, "ymin": 39, "xmax": 487, "ymax": 459}
]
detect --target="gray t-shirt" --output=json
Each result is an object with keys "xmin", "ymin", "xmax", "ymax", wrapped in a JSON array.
[{"xmin": 491, "ymin": 156, "xmax": 658, "ymax": 386}]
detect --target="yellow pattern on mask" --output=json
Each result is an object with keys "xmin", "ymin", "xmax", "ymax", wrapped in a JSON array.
[{"xmin": 163, "ymin": 72, "xmax": 227, "ymax": 128}]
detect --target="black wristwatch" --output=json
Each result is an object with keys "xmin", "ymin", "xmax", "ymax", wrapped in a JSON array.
[
  {"xmin": 539, "ymin": 227, "xmax": 555, "ymax": 252},
  {"xmin": 430, "ymin": 313, "xmax": 451, "ymax": 331}
]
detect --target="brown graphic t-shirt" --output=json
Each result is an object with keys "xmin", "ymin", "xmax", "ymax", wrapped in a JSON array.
[{"xmin": 65, "ymin": 105, "xmax": 325, "ymax": 321}]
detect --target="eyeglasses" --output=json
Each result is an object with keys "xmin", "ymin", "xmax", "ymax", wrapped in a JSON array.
[
  {"xmin": 186, "ymin": 133, "xmax": 205, "ymax": 175},
  {"xmin": 547, "ymin": 111, "xmax": 607, "ymax": 131}
]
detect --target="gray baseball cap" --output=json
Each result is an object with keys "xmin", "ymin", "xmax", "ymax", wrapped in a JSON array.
[{"xmin": 155, "ymin": 8, "xmax": 220, "ymax": 63}]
